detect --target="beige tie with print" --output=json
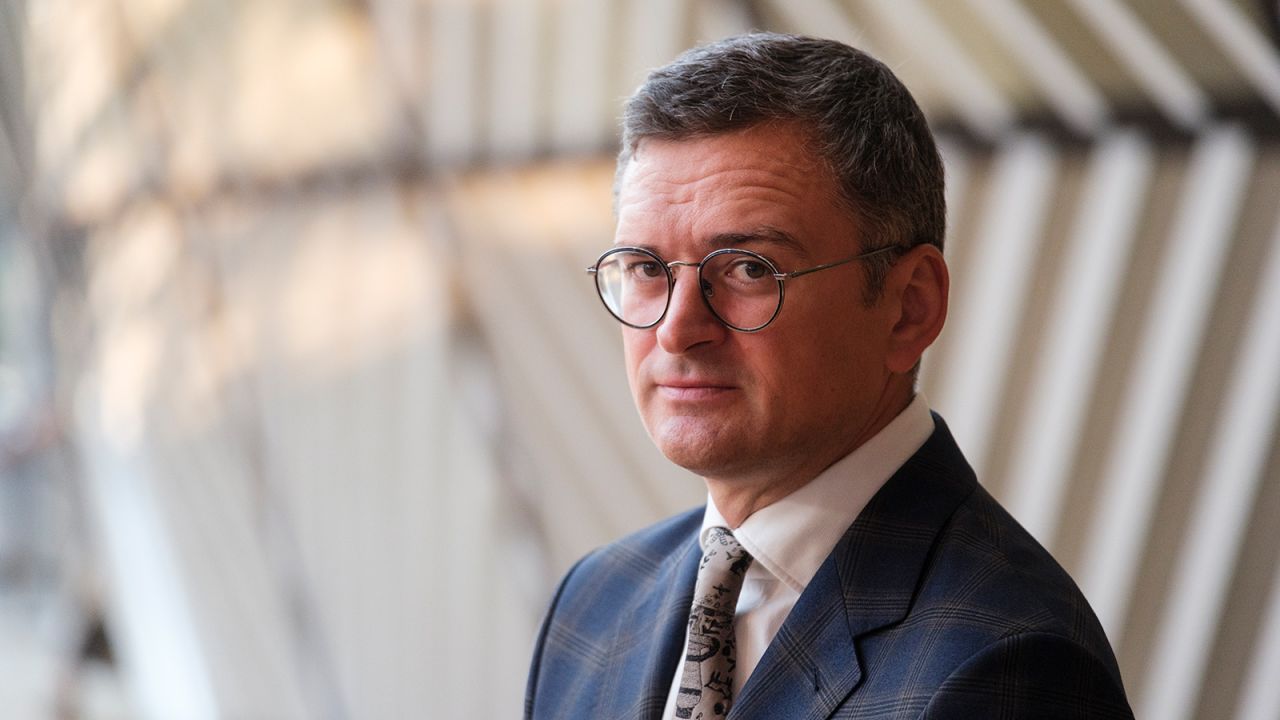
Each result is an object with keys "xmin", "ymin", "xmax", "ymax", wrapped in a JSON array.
[{"xmin": 672, "ymin": 527, "xmax": 754, "ymax": 719}]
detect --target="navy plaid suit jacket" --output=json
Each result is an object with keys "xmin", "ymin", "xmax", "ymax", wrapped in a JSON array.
[{"xmin": 525, "ymin": 415, "xmax": 1134, "ymax": 719}]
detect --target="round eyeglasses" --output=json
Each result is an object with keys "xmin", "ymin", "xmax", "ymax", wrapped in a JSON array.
[{"xmin": 586, "ymin": 245, "xmax": 901, "ymax": 333}]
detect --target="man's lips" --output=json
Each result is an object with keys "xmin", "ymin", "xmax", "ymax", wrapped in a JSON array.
[{"xmin": 654, "ymin": 380, "xmax": 737, "ymax": 400}]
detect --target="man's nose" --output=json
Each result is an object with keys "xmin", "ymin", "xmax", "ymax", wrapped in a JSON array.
[{"xmin": 656, "ymin": 267, "xmax": 727, "ymax": 353}]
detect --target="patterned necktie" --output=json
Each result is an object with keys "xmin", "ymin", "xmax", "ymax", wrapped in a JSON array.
[{"xmin": 673, "ymin": 526, "xmax": 754, "ymax": 719}]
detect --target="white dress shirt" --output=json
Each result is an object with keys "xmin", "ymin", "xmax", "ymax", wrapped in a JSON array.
[{"xmin": 662, "ymin": 394, "xmax": 936, "ymax": 717}]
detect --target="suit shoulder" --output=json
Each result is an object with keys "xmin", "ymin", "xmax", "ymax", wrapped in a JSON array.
[
  {"xmin": 940, "ymin": 485, "xmax": 1094, "ymax": 623},
  {"xmin": 555, "ymin": 506, "xmax": 702, "ymax": 601},
  {"xmin": 918, "ymin": 484, "xmax": 1122, "ymax": 681},
  {"xmin": 527, "ymin": 508, "xmax": 701, "ymax": 719},
  {"xmin": 607, "ymin": 506, "xmax": 704, "ymax": 558}
]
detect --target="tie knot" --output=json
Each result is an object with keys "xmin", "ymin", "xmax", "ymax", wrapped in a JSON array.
[
  {"xmin": 695, "ymin": 527, "xmax": 753, "ymax": 613},
  {"xmin": 702, "ymin": 526, "xmax": 751, "ymax": 570}
]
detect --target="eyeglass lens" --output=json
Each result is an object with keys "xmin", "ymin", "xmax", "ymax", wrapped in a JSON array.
[{"xmin": 594, "ymin": 249, "xmax": 782, "ymax": 331}]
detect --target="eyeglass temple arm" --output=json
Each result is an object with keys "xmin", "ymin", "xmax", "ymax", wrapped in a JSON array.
[{"xmin": 781, "ymin": 245, "xmax": 901, "ymax": 279}]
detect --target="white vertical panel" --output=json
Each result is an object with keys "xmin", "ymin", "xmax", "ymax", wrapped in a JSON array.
[
  {"xmin": 932, "ymin": 134, "xmax": 1057, "ymax": 475},
  {"xmin": 1181, "ymin": 0, "xmax": 1280, "ymax": 117},
  {"xmin": 1004, "ymin": 132, "xmax": 1154, "ymax": 544},
  {"xmin": 417, "ymin": 201, "xmax": 478, "ymax": 717},
  {"xmin": 1080, "ymin": 126, "xmax": 1254, "ymax": 642},
  {"xmin": 861, "ymin": 0, "xmax": 1014, "ymax": 141},
  {"xmin": 440, "ymin": 389, "xmax": 506, "ymax": 717},
  {"xmin": 936, "ymin": 135, "xmax": 974, "ymax": 253},
  {"xmin": 163, "ymin": 411, "xmax": 314, "ymax": 720},
  {"xmin": 347, "ymin": 205, "xmax": 427, "ymax": 719},
  {"xmin": 550, "ymin": 0, "xmax": 611, "ymax": 152},
  {"xmin": 253, "ymin": 210, "xmax": 356, "ymax": 720},
  {"xmin": 488, "ymin": 0, "xmax": 541, "ymax": 159},
  {"xmin": 921, "ymin": 136, "xmax": 974, "ymax": 397},
  {"xmin": 449, "ymin": 330, "xmax": 535, "ymax": 718},
  {"xmin": 427, "ymin": 0, "xmax": 479, "ymax": 164},
  {"xmin": 1066, "ymin": 0, "xmax": 1209, "ymax": 130},
  {"xmin": 962, "ymin": 0, "xmax": 1109, "ymax": 134},
  {"xmin": 1141, "ymin": 216, "xmax": 1280, "ymax": 720},
  {"xmin": 75, "ymin": 391, "xmax": 219, "ymax": 720},
  {"xmin": 392, "ymin": 257, "xmax": 453, "ymax": 716},
  {"xmin": 1238, "ymin": 550, "xmax": 1280, "ymax": 720}
]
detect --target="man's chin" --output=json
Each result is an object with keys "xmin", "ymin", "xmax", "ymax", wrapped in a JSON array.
[{"xmin": 649, "ymin": 419, "xmax": 746, "ymax": 477}]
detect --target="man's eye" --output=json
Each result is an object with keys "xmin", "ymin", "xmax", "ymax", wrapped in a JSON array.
[
  {"xmin": 729, "ymin": 260, "xmax": 768, "ymax": 280},
  {"xmin": 628, "ymin": 261, "xmax": 664, "ymax": 278}
]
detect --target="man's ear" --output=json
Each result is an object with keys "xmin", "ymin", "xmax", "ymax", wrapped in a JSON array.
[{"xmin": 884, "ymin": 244, "xmax": 949, "ymax": 374}]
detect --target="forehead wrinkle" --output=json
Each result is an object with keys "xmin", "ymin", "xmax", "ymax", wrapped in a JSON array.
[
  {"xmin": 621, "ymin": 172, "xmax": 811, "ymax": 223},
  {"xmin": 680, "ymin": 165, "xmax": 813, "ymax": 207},
  {"xmin": 618, "ymin": 174, "xmax": 809, "ymax": 238},
  {"xmin": 625, "ymin": 135, "xmax": 817, "ymax": 195}
]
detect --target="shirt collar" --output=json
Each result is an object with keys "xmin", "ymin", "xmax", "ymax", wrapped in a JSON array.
[{"xmin": 700, "ymin": 393, "xmax": 935, "ymax": 594}]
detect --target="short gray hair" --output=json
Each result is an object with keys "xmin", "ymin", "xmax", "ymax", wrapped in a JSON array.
[{"xmin": 618, "ymin": 33, "xmax": 945, "ymax": 301}]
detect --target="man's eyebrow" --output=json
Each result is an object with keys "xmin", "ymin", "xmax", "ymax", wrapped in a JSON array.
[
  {"xmin": 705, "ymin": 227, "xmax": 806, "ymax": 255},
  {"xmin": 611, "ymin": 227, "xmax": 809, "ymax": 257}
]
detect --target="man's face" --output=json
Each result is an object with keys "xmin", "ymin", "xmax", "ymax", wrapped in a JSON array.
[{"xmin": 615, "ymin": 123, "xmax": 900, "ymax": 486}]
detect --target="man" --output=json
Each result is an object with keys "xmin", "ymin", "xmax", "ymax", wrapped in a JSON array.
[{"xmin": 525, "ymin": 33, "xmax": 1133, "ymax": 719}]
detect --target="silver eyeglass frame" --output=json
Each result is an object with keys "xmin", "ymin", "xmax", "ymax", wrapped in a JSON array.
[{"xmin": 586, "ymin": 244, "xmax": 902, "ymax": 333}]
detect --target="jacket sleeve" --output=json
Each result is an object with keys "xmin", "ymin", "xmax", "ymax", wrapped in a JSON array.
[{"xmin": 920, "ymin": 632, "xmax": 1134, "ymax": 719}]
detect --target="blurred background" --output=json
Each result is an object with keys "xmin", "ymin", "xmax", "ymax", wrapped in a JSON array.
[{"xmin": 2, "ymin": 0, "xmax": 1279, "ymax": 718}]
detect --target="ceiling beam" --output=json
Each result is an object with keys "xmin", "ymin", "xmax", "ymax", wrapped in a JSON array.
[
  {"xmin": 962, "ymin": 0, "xmax": 1110, "ymax": 134},
  {"xmin": 861, "ymin": 0, "xmax": 1015, "ymax": 141},
  {"xmin": 1067, "ymin": 0, "xmax": 1210, "ymax": 130},
  {"xmin": 1181, "ymin": 0, "xmax": 1280, "ymax": 118}
]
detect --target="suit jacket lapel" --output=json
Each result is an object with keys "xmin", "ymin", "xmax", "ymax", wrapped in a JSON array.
[
  {"xmin": 729, "ymin": 551, "xmax": 860, "ymax": 720},
  {"xmin": 731, "ymin": 416, "xmax": 977, "ymax": 720},
  {"xmin": 597, "ymin": 531, "xmax": 702, "ymax": 720}
]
